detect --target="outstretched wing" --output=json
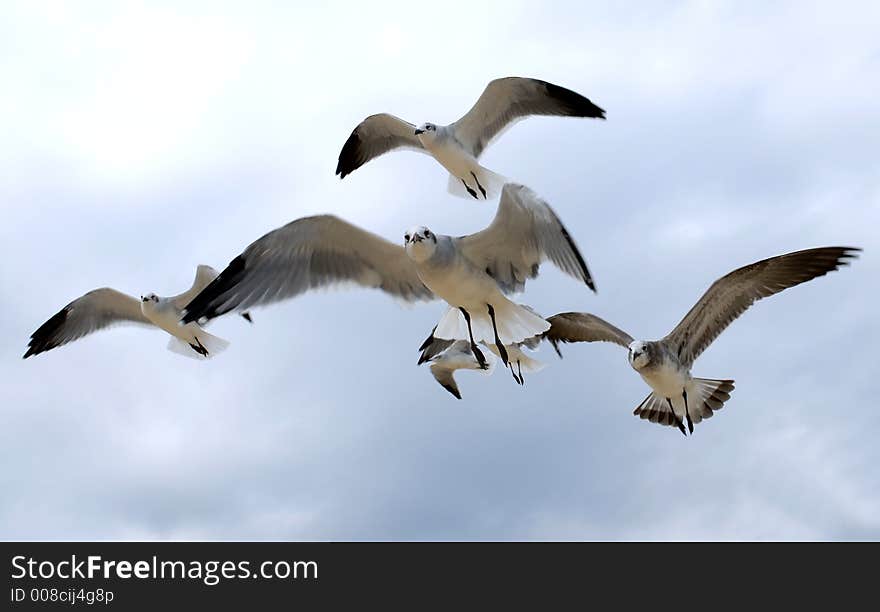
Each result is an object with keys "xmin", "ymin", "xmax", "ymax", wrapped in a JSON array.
[
  {"xmin": 24, "ymin": 288, "xmax": 152, "ymax": 358},
  {"xmin": 181, "ymin": 214, "xmax": 435, "ymax": 323},
  {"xmin": 455, "ymin": 183, "xmax": 594, "ymax": 294},
  {"xmin": 544, "ymin": 312, "xmax": 634, "ymax": 357},
  {"xmin": 664, "ymin": 246, "xmax": 861, "ymax": 367},
  {"xmin": 335, "ymin": 113, "xmax": 426, "ymax": 178},
  {"xmin": 451, "ymin": 77, "xmax": 605, "ymax": 158},
  {"xmin": 170, "ymin": 265, "xmax": 219, "ymax": 309}
]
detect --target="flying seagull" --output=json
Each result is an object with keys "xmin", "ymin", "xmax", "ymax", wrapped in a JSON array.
[
  {"xmin": 181, "ymin": 183, "xmax": 594, "ymax": 370},
  {"xmin": 24, "ymin": 265, "xmax": 252, "ymax": 360},
  {"xmin": 419, "ymin": 324, "xmax": 546, "ymax": 399},
  {"xmin": 544, "ymin": 247, "xmax": 860, "ymax": 436},
  {"xmin": 335, "ymin": 77, "xmax": 605, "ymax": 200}
]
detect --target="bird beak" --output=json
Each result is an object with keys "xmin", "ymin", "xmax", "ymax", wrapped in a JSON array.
[
  {"xmin": 141, "ymin": 296, "xmax": 147, "ymax": 302},
  {"xmin": 414, "ymin": 128, "xmax": 424, "ymax": 135}
]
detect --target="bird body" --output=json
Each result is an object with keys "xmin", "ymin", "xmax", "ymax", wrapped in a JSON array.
[
  {"xmin": 139, "ymin": 293, "xmax": 229, "ymax": 358},
  {"xmin": 414, "ymin": 125, "xmax": 506, "ymax": 199}
]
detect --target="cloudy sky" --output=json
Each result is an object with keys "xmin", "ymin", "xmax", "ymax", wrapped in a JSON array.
[{"xmin": 2, "ymin": 1, "xmax": 878, "ymax": 540}]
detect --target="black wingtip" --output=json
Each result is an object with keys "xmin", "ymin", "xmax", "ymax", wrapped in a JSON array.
[
  {"xmin": 542, "ymin": 80, "xmax": 606, "ymax": 120},
  {"xmin": 418, "ymin": 326, "xmax": 438, "ymax": 352},
  {"xmin": 23, "ymin": 307, "xmax": 69, "ymax": 359},
  {"xmin": 335, "ymin": 130, "xmax": 362, "ymax": 179},
  {"xmin": 181, "ymin": 255, "xmax": 247, "ymax": 324},
  {"xmin": 559, "ymin": 222, "xmax": 596, "ymax": 293},
  {"xmin": 441, "ymin": 382, "xmax": 462, "ymax": 400}
]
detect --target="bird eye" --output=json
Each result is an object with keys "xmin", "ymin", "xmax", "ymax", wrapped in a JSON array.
[
  {"xmin": 404, "ymin": 234, "xmax": 410, "ymax": 242},
  {"xmin": 424, "ymin": 230, "xmax": 431, "ymax": 237}
]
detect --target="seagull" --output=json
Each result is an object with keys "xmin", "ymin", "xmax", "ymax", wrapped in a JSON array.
[
  {"xmin": 23, "ymin": 265, "xmax": 252, "ymax": 360},
  {"xmin": 543, "ymin": 247, "xmax": 860, "ymax": 436},
  {"xmin": 335, "ymin": 77, "xmax": 605, "ymax": 200},
  {"xmin": 418, "ymin": 304, "xmax": 547, "ymax": 393},
  {"xmin": 181, "ymin": 183, "xmax": 594, "ymax": 371}
]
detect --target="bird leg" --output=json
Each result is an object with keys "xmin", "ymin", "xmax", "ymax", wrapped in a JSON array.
[
  {"xmin": 517, "ymin": 359, "xmax": 524, "ymax": 386},
  {"xmin": 189, "ymin": 336, "xmax": 209, "ymax": 357},
  {"xmin": 666, "ymin": 397, "xmax": 687, "ymax": 437},
  {"xmin": 486, "ymin": 304, "xmax": 509, "ymax": 366},
  {"xmin": 683, "ymin": 388, "xmax": 694, "ymax": 434},
  {"xmin": 460, "ymin": 178, "xmax": 479, "ymax": 200},
  {"xmin": 470, "ymin": 171, "xmax": 487, "ymax": 199},
  {"xmin": 459, "ymin": 307, "xmax": 487, "ymax": 369}
]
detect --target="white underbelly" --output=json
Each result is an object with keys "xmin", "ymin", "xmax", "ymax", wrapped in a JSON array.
[
  {"xmin": 639, "ymin": 362, "xmax": 689, "ymax": 398},
  {"xmin": 426, "ymin": 141, "xmax": 477, "ymax": 178},
  {"xmin": 418, "ymin": 261, "xmax": 500, "ymax": 309},
  {"xmin": 144, "ymin": 306, "xmax": 192, "ymax": 340}
]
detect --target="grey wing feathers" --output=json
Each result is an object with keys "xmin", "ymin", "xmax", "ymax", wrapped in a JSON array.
[
  {"xmin": 544, "ymin": 312, "xmax": 634, "ymax": 357},
  {"xmin": 181, "ymin": 215, "xmax": 434, "ymax": 323},
  {"xmin": 24, "ymin": 288, "xmax": 152, "ymax": 358},
  {"xmin": 335, "ymin": 113, "xmax": 425, "ymax": 178},
  {"xmin": 451, "ymin": 77, "xmax": 606, "ymax": 158},
  {"xmin": 664, "ymin": 246, "xmax": 861, "ymax": 367},
  {"xmin": 456, "ymin": 183, "xmax": 594, "ymax": 293}
]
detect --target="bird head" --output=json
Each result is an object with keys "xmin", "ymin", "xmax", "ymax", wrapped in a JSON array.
[
  {"xmin": 628, "ymin": 340, "xmax": 651, "ymax": 370},
  {"xmin": 404, "ymin": 226, "xmax": 438, "ymax": 262},
  {"xmin": 414, "ymin": 122, "xmax": 438, "ymax": 141},
  {"xmin": 140, "ymin": 293, "xmax": 160, "ymax": 312}
]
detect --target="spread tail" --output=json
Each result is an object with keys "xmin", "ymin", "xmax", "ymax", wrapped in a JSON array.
[
  {"xmin": 633, "ymin": 378, "xmax": 735, "ymax": 433},
  {"xmin": 434, "ymin": 302, "xmax": 549, "ymax": 346},
  {"xmin": 686, "ymin": 378, "xmax": 736, "ymax": 424},
  {"xmin": 166, "ymin": 327, "xmax": 230, "ymax": 360},
  {"xmin": 446, "ymin": 165, "xmax": 507, "ymax": 201}
]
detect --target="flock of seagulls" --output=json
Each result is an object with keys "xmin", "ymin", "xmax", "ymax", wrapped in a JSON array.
[{"xmin": 24, "ymin": 77, "xmax": 861, "ymax": 436}]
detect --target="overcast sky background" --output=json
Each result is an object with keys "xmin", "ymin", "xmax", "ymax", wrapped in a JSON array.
[{"xmin": 1, "ymin": 1, "xmax": 878, "ymax": 540}]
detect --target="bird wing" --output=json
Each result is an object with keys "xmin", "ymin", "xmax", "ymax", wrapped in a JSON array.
[
  {"xmin": 450, "ymin": 77, "xmax": 605, "ymax": 158},
  {"xmin": 335, "ymin": 113, "xmax": 426, "ymax": 178},
  {"xmin": 663, "ymin": 246, "xmax": 861, "ymax": 367},
  {"xmin": 181, "ymin": 214, "xmax": 435, "ymax": 323},
  {"xmin": 24, "ymin": 288, "xmax": 152, "ymax": 358},
  {"xmin": 170, "ymin": 265, "xmax": 219, "ymax": 309},
  {"xmin": 455, "ymin": 183, "xmax": 594, "ymax": 293},
  {"xmin": 544, "ymin": 312, "xmax": 634, "ymax": 357}
]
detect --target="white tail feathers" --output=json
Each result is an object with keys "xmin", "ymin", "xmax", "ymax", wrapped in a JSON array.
[
  {"xmin": 686, "ymin": 378, "xmax": 736, "ymax": 425},
  {"xmin": 165, "ymin": 329, "xmax": 230, "ymax": 360},
  {"xmin": 434, "ymin": 302, "xmax": 549, "ymax": 346},
  {"xmin": 446, "ymin": 165, "xmax": 508, "ymax": 201},
  {"xmin": 633, "ymin": 378, "xmax": 735, "ymax": 432}
]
